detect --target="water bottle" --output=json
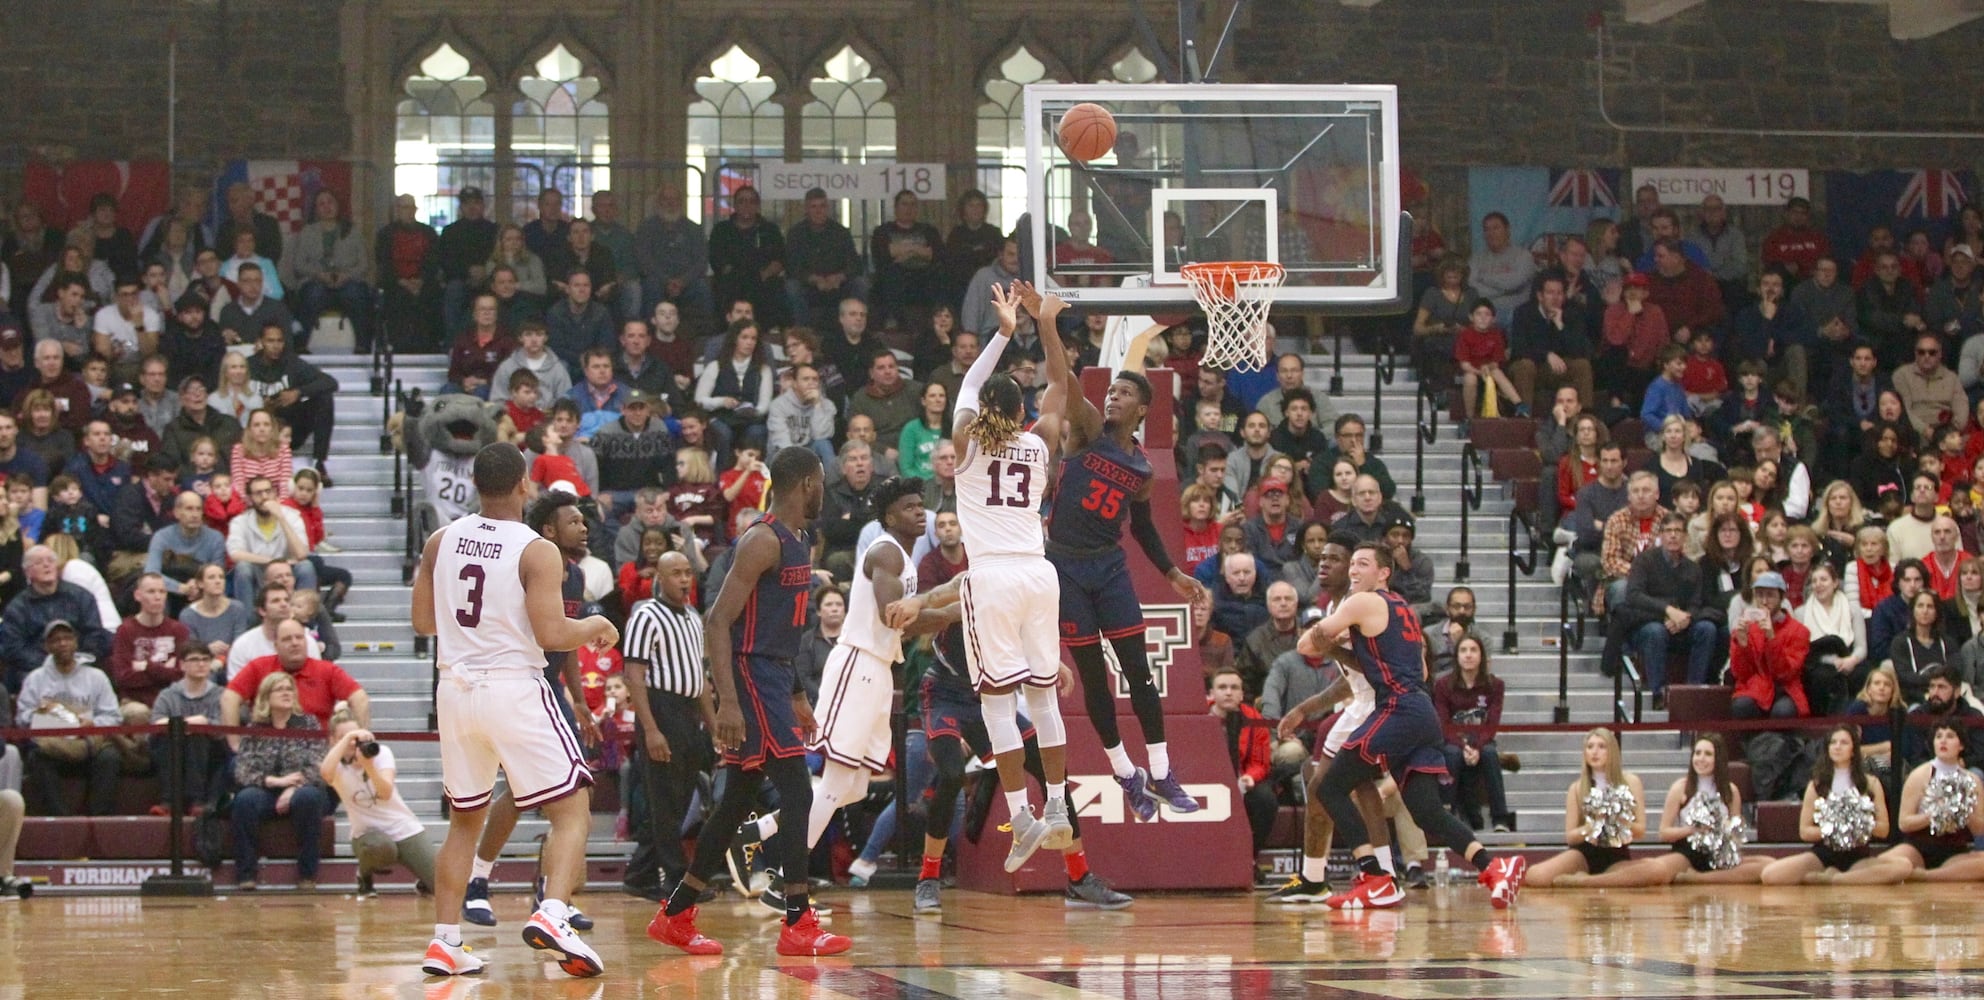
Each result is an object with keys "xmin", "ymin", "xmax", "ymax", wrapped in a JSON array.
[{"xmin": 1434, "ymin": 849, "xmax": 1450, "ymax": 886}]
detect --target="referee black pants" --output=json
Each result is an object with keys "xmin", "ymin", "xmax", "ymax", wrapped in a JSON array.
[{"xmin": 623, "ymin": 690, "xmax": 710, "ymax": 892}]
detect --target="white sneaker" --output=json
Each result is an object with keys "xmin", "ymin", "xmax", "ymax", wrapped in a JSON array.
[
  {"xmin": 522, "ymin": 906, "xmax": 602, "ymax": 978},
  {"xmin": 316, "ymin": 541, "xmax": 343, "ymax": 554},
  {"xmin": 847, "ymin": 857, "xmax": 878, "ymax": 886},
  {"xmin": 421, "ymin": 937, "xmax": 484, "ymax": 976},
  {"xmin": 1004, "ymin": 809, "xmax": 1051, "ymax": 873}
]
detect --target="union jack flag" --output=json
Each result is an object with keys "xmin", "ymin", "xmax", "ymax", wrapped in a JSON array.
[
  {"xmin": 1547, "ymin": 169, "xmax": 1618, "ymax": 209},
  {"xmin": 1897, "ymin": 169, "xmax": 1968, "ymax": 220}
]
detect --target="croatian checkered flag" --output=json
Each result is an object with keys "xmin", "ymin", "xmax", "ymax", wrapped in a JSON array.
[{"xmin": 210, "ymin": 160, "xmax": 355, "ymax": 238}]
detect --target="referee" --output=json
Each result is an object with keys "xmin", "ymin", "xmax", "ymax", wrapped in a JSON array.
[{"xmin": 619, "ymin": 550, "xmax": 718, "ymax": 901}]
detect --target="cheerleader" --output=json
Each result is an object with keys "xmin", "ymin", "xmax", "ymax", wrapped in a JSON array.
[
  {"xmin": 1525, "ymin": 728, "xmax": 1647, "ymax": 888},
  {"xmin": 1759, "ymin": 724, "xmax": 1891, "ymax": 884},
  {"xmin": 1834, "ymin": 720, "xmax": 1984, "ymax": 883},
  {"xmin": 1559, "ymin": 734, "xmax": 1769, "ymax": 886}
]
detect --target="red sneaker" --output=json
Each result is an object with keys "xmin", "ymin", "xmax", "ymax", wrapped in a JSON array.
[
  {"xmin": 1478, "ymin": 855, "xmax": 1527, "ymax": 909},
  {"xmin": 648, "ymin": 906, "xmax": 724, "ymax": 955},
  {"xmin": 1323, "ymin": 872, "xmax": 1403, "ymax": 910},
  {"xmin": 775, "ymin": 909, "xmax": 852, "ymax": 956}
]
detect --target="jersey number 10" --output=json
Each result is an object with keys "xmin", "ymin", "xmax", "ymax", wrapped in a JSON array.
[{"xmin": 984, "ymin": 460, "xmax": 1032, "ymax": 507}]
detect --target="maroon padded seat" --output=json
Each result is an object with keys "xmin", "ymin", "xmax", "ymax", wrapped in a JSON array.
[
  {"xmin": 53, "ymin": 774, "xmax": 161, "ymax": 816},
  {"xmin": 1490, "ymin": 448, "xmax": 1541, "ymax": 482},
  {"xmin": 1666, "ymin": 685, "xmax": 1734, "ymax": 724},
  {"xmin": 1469, "ymin": 418, "xmax": 1536, "ymax": 451},
  {"xmin": 16, "ymin": 818, "xmax": 92, "ymax": 860},
  {"xmin": 1755, "ymin": 800, "xmax": 1802, "ymax": 843}
]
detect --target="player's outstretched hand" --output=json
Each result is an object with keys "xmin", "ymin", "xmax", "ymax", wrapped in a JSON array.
[
  {"xmin": 714, "ymin": 704, "xmax": 746, "ymax": 753},
  {"xmin": 990, "ymin": 281, "xmax": 1020, "ymax": 333},
  {"xmin": 584, "ymin": 615, "xmax": 620, "ymax": 651},
  {"xmin": 1168, "ymin": 569, "xmax": 1210, "ymax": 608},
  {"xmin": 884, "ymin": 596, "xmax": 924, "ymax": 630},
  {"xmin": 1276, "ymin": 705, "xmax": 1306, "ymax": 742}
]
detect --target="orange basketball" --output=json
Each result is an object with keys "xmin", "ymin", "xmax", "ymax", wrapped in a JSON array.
[{"xmin": 1057, "ymin": 103, "xmax": 1118, "ymax": 163}]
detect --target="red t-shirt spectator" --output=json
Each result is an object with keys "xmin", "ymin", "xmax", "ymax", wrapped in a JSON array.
[
  {"xmin": 1761, "ymin": 225, "xmax": 1831, "ymax": 278},
  {"xmin": 529, "ymin": 453, "xmax": 591, "ymax": 496},
  {"xmin": 227, "ymin": 655, "xmax": 362, "ymax": 728},
  {"xmin": 506, "ymin": 401, "xmax": 543, "ymax": 438},
  {"xmin": 718, "ymin": 467, "xmax": 768, "ymax": 512},
  {"xmin": 1682, "ymin": 355, "xmax": 1728, "ymax": 396},
  {"xmin": 1453, "ymin": 324, "xmax": 1508, "ymax": 368}
]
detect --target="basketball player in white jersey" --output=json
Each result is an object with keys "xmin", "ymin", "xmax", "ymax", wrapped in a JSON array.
[
  {"xmin": 890, "ymin": 281, "xmax": 1073, "ymax": 871},
  {"xmin": 737, "ymin": 478, "xmax": 927, "ymax": 876},
  {"xmin": 413, "ymin": 443, "xmax": 619, "ymax": 978},
  {"xmin": 1264, "ymin": 533, "xmax": 1414, "ymax": 903}
]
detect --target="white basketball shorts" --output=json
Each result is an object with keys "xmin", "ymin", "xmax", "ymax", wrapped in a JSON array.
[
  {"xmin": 437, "ymin": 668, "xmax": 590, "ymax": 811},
  {"xmin": 810, "ymin": 644, "xmax": 895, "ymax": 772},
  {"xmin": 1321, "ymin": 698, "xmax": 1377, "ymax": 758},
  {"xmin": 961, "ymin": 556, "xmax": 1063, "ymax": 691}
]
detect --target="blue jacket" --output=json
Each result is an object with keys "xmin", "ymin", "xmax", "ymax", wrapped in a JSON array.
[
  {"xmin": 1639, "ymin": 376, "xmax": 1690, "ymax": 429},
  {"xmin": 63, "ymin": 453, "xmax": 131, "ymax": 515}
]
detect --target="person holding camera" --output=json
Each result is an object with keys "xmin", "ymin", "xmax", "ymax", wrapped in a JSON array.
[{"xmin": 320, "ymin": 707, "xmax": 434, "ymax": 897}]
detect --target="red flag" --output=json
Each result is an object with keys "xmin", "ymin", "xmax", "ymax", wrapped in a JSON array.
[{"xmin": 22, "ymin": 160, "xmax": 172, "ymax": 231}]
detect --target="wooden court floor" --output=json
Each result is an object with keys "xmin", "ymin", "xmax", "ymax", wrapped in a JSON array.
[{"xmin": 6, "ymin": 884, "xmax": 1984, "ymax": 998}]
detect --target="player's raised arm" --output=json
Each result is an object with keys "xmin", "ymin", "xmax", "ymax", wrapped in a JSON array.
[
  {"xmin": 703, "ymin": 522, "xmax": 779, "ymax": 747},
  {"xmin": 522, "ymin": 537, "xmax": 616, "ymax": 652},
  {"xmin": 1027, "ymin": 284, "xmax": 1074, "ymax": 428},
  {"xmin": 411, "ymin": 529, "xmax": 445, "ymax": 637},
  {"xmin": 951, "ymin": 282, "xmax": 1019, "ymax": 455}
]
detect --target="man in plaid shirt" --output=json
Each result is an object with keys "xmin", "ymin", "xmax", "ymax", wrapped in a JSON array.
[{"xmin": 1596, "ymin": 471, "xmax": 1667, "ymax": 615}]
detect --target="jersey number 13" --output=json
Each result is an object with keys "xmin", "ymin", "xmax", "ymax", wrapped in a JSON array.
[{"xmin": 983, "ymin": 460, "xmax": 1032, "ymax": 507}]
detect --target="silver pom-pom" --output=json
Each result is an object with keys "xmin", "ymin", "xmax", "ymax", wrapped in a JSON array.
[
  {"xmin": 1582, "ymin": 783, "xmax": 1638, "ymax": 848},
  {"xmin": 1815, "ymin": 790, "xmax": 1876, "ymax": 851},
  {"xmin": 1681, "ymin": 790, "xmax": 1748, "ymax": 870},
  {"xmin": 1925, "ymin": 771, "xmax": 1978, "ymax": 836}
]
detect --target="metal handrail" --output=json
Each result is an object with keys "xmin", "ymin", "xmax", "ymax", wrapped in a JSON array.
[
  {"xmin": 1456, "ymin": 443, "xmax": 1484, "ymax": 580},
  {"xmin": 386, "ymin": 380, "xmax": 404, "ymax": 511},
  {"xmin": 1369, "ymin": 336, "xmax": 1396, "ymax": 453},
  {"xmin": 1557, "ymin": 568, "xmax": 1590, "ymax": 724},
  {"xmin": 1504, "ymin": 510, "xmax": 1541, "ymax": 653},
  {"xmin": 368, "ymin": 290, "xmax": 392, "ymax": 396},
  {"xmin": 1328, "ymin": 326, "xmax": 1344, "ymax": 395},
  {"xmin": 1411, "ymin": 381, "xmax": 1438, "ymax": 515},
  {"xmin": 1615, "ymin": 646, "xmax": 1645, "ymax": 726}
]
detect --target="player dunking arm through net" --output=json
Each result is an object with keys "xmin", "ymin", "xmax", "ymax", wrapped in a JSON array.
[
  {"xmin": 1021, "ymin": 284, "xmax": 1210, "ymax": 818},
  {"xmin": 1288, "ymin": 542, "xmax": 1526, "ymax": 910},
  {"xmin": 724, "ymin": 476, "xmax": 928, "ymax": 901},
  {"xmin": 886, "ymin": 573, "xmax": 1135, "ymax": 912},
  {"xmin": 649, "ymin": 446, "xmax": 851, "ymax": 958},
  {"xmin": 893, "ymin": 281, "xmax": 1076, "ymax": 871},
  {"xmin": 413, "ymin": 443, "xmax": 618, "ymax": 979}
]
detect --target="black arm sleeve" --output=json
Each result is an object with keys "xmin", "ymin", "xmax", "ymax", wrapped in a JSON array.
[{"xmin": 1127, "ymin": 498, "xmax": 1177, "ymax": 577}]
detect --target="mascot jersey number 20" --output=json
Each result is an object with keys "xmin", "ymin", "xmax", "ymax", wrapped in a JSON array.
[{"xmin": 406, "ymin": 394, "xmax": 504, "ymax": 522}]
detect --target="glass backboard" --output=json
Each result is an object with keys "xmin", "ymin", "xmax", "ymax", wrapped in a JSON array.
[{"xmin": 1023, "ymin": 83, "xmax": 1404, "ymax": 312}]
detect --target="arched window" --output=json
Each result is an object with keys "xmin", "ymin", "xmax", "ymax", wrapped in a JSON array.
[
  {"xmin": 396, "ymin": 44, "xmax": 496, "ymax": 227},
  {"xmin": 801, "ymin": 46, "xmax": 895, "ymax": 164},
  {"xmin": 687, "ymin": 45, "xmax": 785, "ymax": 224},
  {"xmin": 514, "ymin": 44, "xmax": 611, "ymax": 221},
  {"xmin": 977, "ymin": 46, "xmax": 1052, "ymax": 233}
]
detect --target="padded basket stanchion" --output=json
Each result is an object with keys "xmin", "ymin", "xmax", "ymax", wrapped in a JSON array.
[{"xmin": 1181, "ymin": 261, "xmax": 1286, "ymax": 373}]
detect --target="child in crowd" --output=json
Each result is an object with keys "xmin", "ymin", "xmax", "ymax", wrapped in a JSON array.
[
  {"xmin": 523, "ymin": 422, "xmax": 590, "ymax": 497},
  {"xmin": 9, "ymin": 479, "xmax": 42, "ymax": 544},
  {"xmin": 1681, "ymin": 330, "xmax": 1728, "ymax": 415},
  {"xmin": 285, "ymin": 468, "xmax": 350, "ymax": 617},
  {"xmin": 1640, "ymin": 344, "xmax": 1691, "ymax": 441},
  {"xmin": 1933, "ymin": 426, "xmax": 1969, "ymax": 498},
  {"xmin": 597, "ymin": 673, "xmax": 637, "ymax": 839},
  {"xmin": 203, "ymin": 472, "xmax": 245, "ymax": 533},
  {"xmin": 1712, "ymin": 360, "xmax": 1772, "ymax": 466},
  {"xmin": 1670, "ymin": 481, "xmax": 1703, "ymax": 525},
  {"xmin": 1455, "ymin": 300, "xmax": 1522, "ymax": 419},
  {"xmin": 1919, "ymin": 451, "xmax": 1953, "ymax": 505},
  {"xmin": 718, "ymin": 446, "xmax": 769, "ymax": 513},
  {"xmin": 1729, "ymin": 465, "xmax": 1763, "ymax": 526},
  {"xmin": 499, "ymin": 368, "xmax": 544, "ymax": 446},
  {"xmin": 1179, "ymin": 398, "xmax": 1233, "ymax": 467},
  {"xmin": 617, "ymin": 526, "xmax": 670, "ymax": 608},
  {"xmin": 44, "ymin": 474, "xmax": 99, "ymax": 548},
  {"xmin": 181, "ymin": 437, "xmax": 221, "ymax": 494},
  {"xmin": 80, "ymin": 356, "xmax": 110, "ymax": 405}
]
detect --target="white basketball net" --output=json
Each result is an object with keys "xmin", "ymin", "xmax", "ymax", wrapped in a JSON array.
[{"xmin": 1181, "ymin": 262, "xmax": 1286, "ymax": 374}]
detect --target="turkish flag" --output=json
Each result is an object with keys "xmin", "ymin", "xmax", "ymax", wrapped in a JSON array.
[{"xmin": 22, "ymin": 160, "xmax": 172, "ymax": 231}]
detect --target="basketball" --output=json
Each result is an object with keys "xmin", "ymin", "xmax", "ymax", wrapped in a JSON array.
[{"xmin": 1057, "ymin": 102, "xmax": 1118, "ymax": 163}]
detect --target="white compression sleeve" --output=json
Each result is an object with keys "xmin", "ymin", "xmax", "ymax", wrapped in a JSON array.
[
  {"xmin": 982, "ymin": 689, "xmax": 1023, "ymax": 756},
  {"xmin": 1023, "ymin": 684, "xmax": 1065, "ymax": 749},
  {"xmin": 952, "ymin": 331, "xmax": 1011, "ymax": 417}
]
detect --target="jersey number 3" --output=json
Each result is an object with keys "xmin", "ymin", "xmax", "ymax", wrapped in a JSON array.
[
  {"xmin": 456, "ymin": 565, "xmax": 486, "ymax": 627},
  {"xmin": 1080, "ymin": 481, "xmax": 1124, "ymax": 519},
  {"xmin": 984, "ymin": 460, "xmax": 1032, "ymax": 507}
]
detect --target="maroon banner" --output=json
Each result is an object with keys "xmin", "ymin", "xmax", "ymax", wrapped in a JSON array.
[{"xmin": 957, "ymin": 713, "xmax": 1254, "ymax": 892}]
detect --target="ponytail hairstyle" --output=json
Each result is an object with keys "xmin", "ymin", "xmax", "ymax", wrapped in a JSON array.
[{"xmin": 966, "ymin": 373, "xmax": 1025, "ymax": 455}]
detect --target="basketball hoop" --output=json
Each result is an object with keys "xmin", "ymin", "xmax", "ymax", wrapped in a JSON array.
[{"xmin": 1181, "ymin": 261, "xmax": 1286, "ymax": 373}]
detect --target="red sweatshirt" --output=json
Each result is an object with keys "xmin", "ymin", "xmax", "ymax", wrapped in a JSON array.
[
  {"xmin": 282, "ymin": 497, "xmax": 326, "ymax": 548},
  {"xmin": 1682, "ymin": 355, "xmax": 1728, "ymax": 396},
  {"xmin": 1646, "ymin": 264, "xmax": 1726, "ymax": 335},
  {"xmin": 1218, "ymin": 703, "xmax": 1272, "ymax": 785},
  {"xmin": 108, "ymin": 616, "xmax": 192, "ymax": 707}
]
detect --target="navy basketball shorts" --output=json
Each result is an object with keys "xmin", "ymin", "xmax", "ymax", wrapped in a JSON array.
[
  {"xmin": 723, "ymin": 654, "xmax": 808, "ymax": 771},
  {"xmin": 1051, "ymin": 548, "xmax": 1146, "ymax": 644},
  {"xmin": 1343, "ymin": 694, "xmax": 1451, "ymax": 785}
]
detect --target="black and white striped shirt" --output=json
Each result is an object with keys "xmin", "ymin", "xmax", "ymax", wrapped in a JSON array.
[{"xmin": 622, "ymin": 597, "xmax": 706, "ymax": 698}]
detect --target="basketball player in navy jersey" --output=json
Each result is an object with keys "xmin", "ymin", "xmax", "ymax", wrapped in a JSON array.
[
  {"xmin": 1022, "ymin": 284, "xmax": 1209, "ymax": 818},
  {"xmin": 650, "ymin": 445, "xmax": 851, "ymax": 957},
  {"xmin": 413, "ymin": 445, "xmax": 617, "ymax": 978},
  {"xmin": 1288, "ymin": 543, "xmax": 1525, "ymax": 910}
]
